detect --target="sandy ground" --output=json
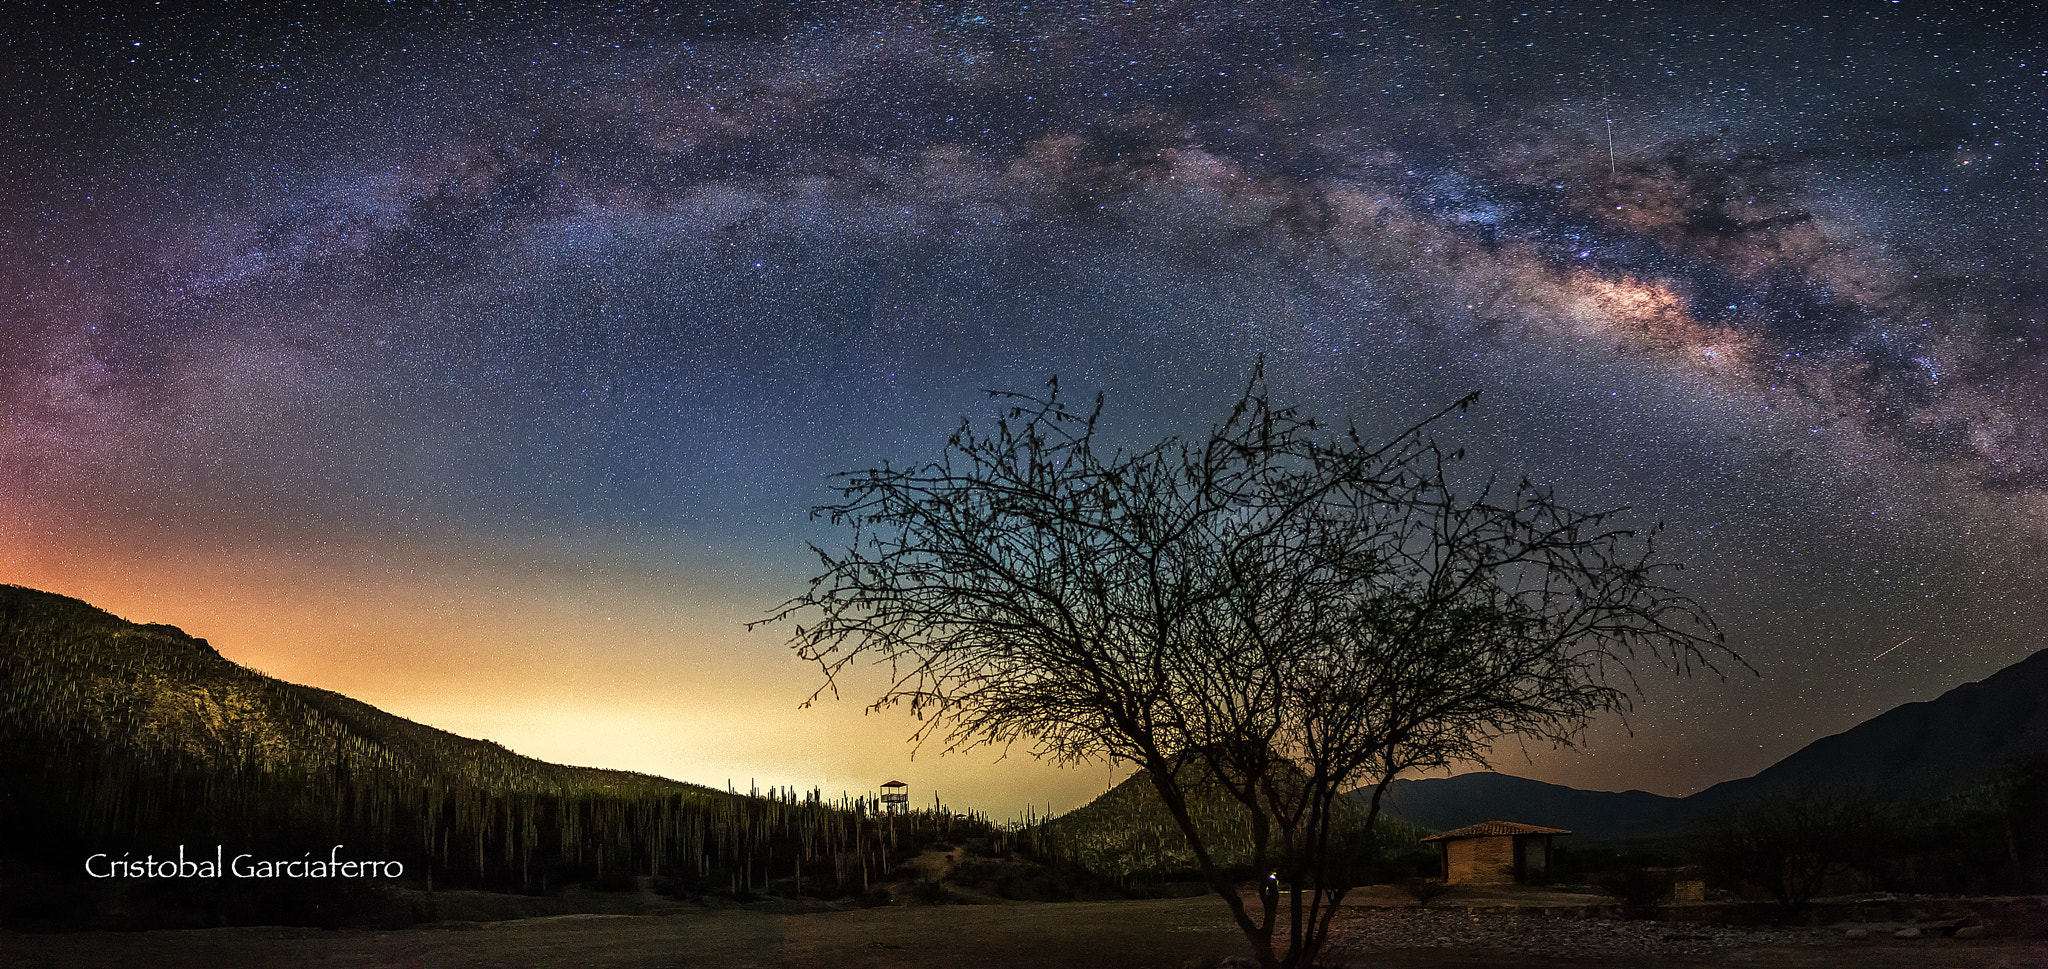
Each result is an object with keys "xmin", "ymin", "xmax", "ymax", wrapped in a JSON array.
[{"xmin": 5, "ymin": 895, "xmax": 2044, "ymax": 969}]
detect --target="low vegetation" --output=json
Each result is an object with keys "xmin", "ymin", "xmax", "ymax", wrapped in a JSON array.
[{"xmin": 1690, "ymin": 767, "xmax": 2048, "ymax": 912}]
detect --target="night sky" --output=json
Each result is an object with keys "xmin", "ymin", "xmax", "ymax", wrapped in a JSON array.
[{"xmin": 4, "ymin": 1, "xmax": 2043, "ymax": 818}]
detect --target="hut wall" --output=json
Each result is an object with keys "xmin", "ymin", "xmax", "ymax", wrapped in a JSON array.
[{"xmin": 1445, "ymin": 835, "xmax": 1515, "ymax": 884}]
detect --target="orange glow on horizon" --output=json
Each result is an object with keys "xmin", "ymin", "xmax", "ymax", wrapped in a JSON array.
[{"xmin": 0, "ymin": 509, "xmax": 1133, "ymax": 819}]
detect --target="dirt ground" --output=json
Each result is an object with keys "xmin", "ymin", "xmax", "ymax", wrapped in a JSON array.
[{"xmin": 5, "ymin": 895, "xmax": 2043, "ymax": 969}]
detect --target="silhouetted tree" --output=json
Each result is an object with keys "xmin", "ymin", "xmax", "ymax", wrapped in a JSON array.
[
  {"xmin": 1692, "ymin": 788, "xmax": 1891, "ymax": 915},
  {"xmin": 761, "ymin": 365, "xmax": 1736, "ymax": 969},
  {"xmin": 2004, "ymin": 758, "xmax": 2048, "ymax": 891}
]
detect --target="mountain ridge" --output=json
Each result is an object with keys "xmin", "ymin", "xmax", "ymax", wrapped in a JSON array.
[
  {"xmin": 1686, "ymin": 647, "xmax": 2048, "ymax": 811},
  {"xmin": 1366, "ymin": 647, "xmax": 2048, "ymax": 840},
  {"xmin": 0, "ymin": 583, "xmax": 716, "ymax": 797}
]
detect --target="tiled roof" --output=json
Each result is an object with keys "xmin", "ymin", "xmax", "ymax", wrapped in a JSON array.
[{"xmin": 1419, "ymin": 820, "xmax": 1572, "ymax": 841}]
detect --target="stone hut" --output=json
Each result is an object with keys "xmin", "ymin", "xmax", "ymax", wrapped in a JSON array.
[{"xmin": 1421, "ymin": 820, "xmax": 1570, "ymax": 884}]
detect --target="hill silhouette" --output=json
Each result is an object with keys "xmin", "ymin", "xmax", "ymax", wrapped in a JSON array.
[
  {"xmin": 1373, "ymin": 771, "xmax": 1690, "ymax": 842},
  {"xmin": 0, "ymin": 584, "xmax": 716, "ymax": 797},
  {"xmin": 1369, "ymin": 647, "xmax": 2048, "ymax": 841},
  {"xmin": 1686, "ymin": 646, "xmax": 2048, "ymax": 814},
  {"xmin": 1024, "ymin": 755, "xmax": 1431, "ymax": 889}
]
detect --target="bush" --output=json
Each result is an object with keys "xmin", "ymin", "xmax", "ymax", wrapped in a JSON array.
[
  {"xmin": 909, "ymin": 875, "xmax": 953, "ymax": 904},
  {"xmin": 1602, "ymin": 868, "xmax": 1669, "ymax": 913},
  {"xmin": 1691, "ymin": 788, "xmax": 1890, "ymax": 915},
  {"xmin": 1403, "ymin": 877, "xmax": 1450, "ymax": 908}
]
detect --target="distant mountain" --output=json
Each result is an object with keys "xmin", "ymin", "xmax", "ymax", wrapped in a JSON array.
[
  {"xmin": 0, "ymin": 583, "xmax": 716, "ymax": 797},
  {"xmin": 1372, "ymin": 772, "xmax": 1693, "ymax": 842},
  {"xmin": 1358, "ymin": 646, "xmax": 2048, "ymax": 841},
  {"xmin": 1685, "ymin": 647, "xmax": 2048, "ymax": 816}
]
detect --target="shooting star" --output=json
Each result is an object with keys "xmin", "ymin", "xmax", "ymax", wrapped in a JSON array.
[{"xmin": 1869, "ymin": 637, "xmax": 1915, "ymax": 663}]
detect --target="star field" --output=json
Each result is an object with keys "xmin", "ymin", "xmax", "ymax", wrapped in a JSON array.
[{"xmin": 3, "ymin": 1, "xmax": 2042, "ymax": 815}]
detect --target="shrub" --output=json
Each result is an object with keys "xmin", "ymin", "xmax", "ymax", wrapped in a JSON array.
[
  {"xmin": 1603, "ymin": 868, "xmax": 1669, "ymax": 913},
  {"xmin": 1403, "ymin": 877, "xmax": 1450, "ymax": 908}
]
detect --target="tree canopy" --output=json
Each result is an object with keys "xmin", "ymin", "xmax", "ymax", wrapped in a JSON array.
[{"xmin": 761, "ymin": 366, "xmax": 1738, "ymax": 969}]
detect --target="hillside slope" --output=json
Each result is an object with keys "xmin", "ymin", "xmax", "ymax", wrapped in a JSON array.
[
  {"xmin": 1032, "ymin": 759, "xmax": 1430, "ymax": 884},
  {"xmin": 0, "ymin": 583, "xmax": 714, "ymax": 797},
  {"xmin": 1362, "ymin": 646, "xmax": 2048, "ymax": 841},
  {"xmin": 1686, "ymin": 647, "xmax": 2048, "ymax": 815}
]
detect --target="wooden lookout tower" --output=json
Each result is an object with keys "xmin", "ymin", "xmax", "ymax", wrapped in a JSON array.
[{"xmin": 879, "ymin": 779, "xmax": 909, "ymax": 814}]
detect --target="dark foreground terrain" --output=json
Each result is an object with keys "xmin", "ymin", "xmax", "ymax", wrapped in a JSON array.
[{"xmin": 5, "ymin": 895, "xmax": 2042, "ymax": 969}]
